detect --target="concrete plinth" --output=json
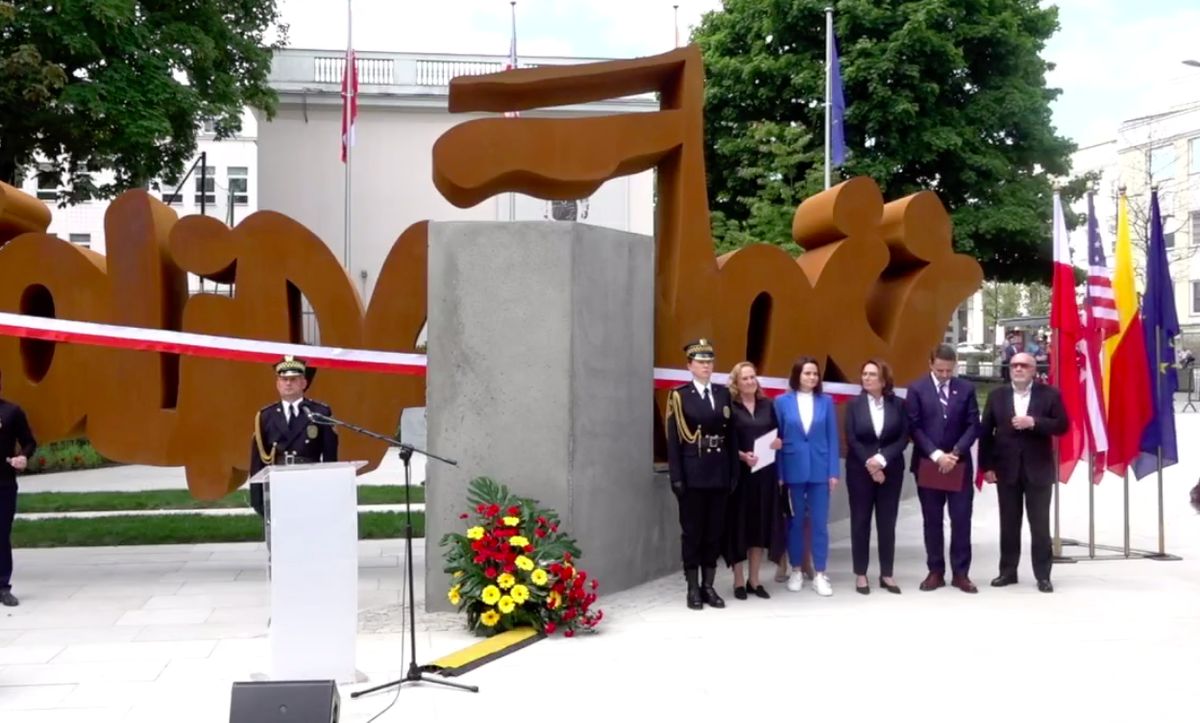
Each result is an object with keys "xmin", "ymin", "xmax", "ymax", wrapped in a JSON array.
[{"xmin": 425, "ymin": 221, "xmax": 675, "ymax": 611}]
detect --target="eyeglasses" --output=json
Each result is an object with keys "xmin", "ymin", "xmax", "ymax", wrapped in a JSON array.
[{"xmin": 1011, "ymin": 362, "xmax": 1033, "ymax": 369}]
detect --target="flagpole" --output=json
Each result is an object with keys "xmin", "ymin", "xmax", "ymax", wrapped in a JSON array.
[
  {"xmin": 1155, "ymin": 324, "xmax": 1166, "ymax": 556},
  {"xmin": 343, "ymin": 0, "xmax": 353, "ymax": 270},
  {"xmin": 1087, "ymin": 453, "xmax": 1095, "ymax": 558},
  {"xmin": 1123, "ymin": 469, "xmax": 1130, "ymax": 557},
  {"xmin": 824, "ymin": 7, "xmax": 833, "ymax": 190},
  {"xmin": 674, "ymin": 4, "xmax": 680, "ymax": 48},
  {"xmin": 1051, "ymin": 318, "xmax": 1062, "ymax": 559}
]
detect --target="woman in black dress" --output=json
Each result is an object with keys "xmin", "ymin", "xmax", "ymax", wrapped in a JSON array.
[{"xmin": 724, "ymin": 362, "xmax": 786, "ymax": 599}]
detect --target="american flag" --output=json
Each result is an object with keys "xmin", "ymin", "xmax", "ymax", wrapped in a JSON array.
[{"xmin": 1085, "ymin": 192, "xmax": 1119, "ymax": 338}]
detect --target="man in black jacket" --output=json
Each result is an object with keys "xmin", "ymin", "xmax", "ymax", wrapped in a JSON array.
[
  {"xmin": 665, "ymin": 339, "xmax": 737, "ymax": 610},
  {"xmin": 980, "ymin": 353, "xmax": 1068, "ymax": 593},
  {"xmin": 1, "ymin": 372, "xmax": 37, "ymax": 607}
]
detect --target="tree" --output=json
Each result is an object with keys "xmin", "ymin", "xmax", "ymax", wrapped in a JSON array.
[
  {"xmin": 1024, "ymin": 282, "xmax": 1050, "ymax": 316},
  {"xmin": 694, "ymin": 0, "xmax": 1078, "ymax": 283},
  {"xmin": 982, "ymin": 280, "xmax": 1023, "ymax": 338},
  {"xmin": 0, "ymin": 1, "xmax": 287, "ymax": 204}
]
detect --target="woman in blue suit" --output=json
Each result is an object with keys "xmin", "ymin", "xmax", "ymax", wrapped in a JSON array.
[{"xmin": 773, "ymin": 356, "xmax": 839, "ymax": 596}]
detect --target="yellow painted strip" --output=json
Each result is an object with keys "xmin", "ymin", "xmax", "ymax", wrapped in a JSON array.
[{"xmin": 421, "ymin": 627, "xmax": 543, "ymax": 677}]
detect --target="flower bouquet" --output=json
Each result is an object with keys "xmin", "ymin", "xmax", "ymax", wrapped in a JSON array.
[{"xmin": 441, "ymin": 477, "xmax": 603, "ymax": 637}]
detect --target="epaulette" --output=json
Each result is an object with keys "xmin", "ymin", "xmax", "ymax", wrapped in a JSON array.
[{"xmin": 305, "ymin": 399, "xmax": 331, "ymax": 412}]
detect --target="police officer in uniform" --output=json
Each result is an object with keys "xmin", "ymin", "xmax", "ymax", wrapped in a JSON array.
[
  {"xmin": 666, "ymin": 339, "xmax": 737, "ymax": 610},
  {"xmin": 248, "ymin": 356, "xmax": 338, "ymax": 517},
  {"xmin": 0, "ymin": 372, "xmax": 37, "ymax": 607}
]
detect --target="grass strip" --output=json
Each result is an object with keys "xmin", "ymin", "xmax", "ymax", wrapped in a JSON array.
[
  {"xmin": 17, "ymin": 485, "xmax": 422, "ymax": 513},
  {"xmin": 12, "ymin": 511, "xmax": 424, "ymax": 548}
]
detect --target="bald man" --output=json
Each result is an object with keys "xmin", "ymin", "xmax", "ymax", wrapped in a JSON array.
[{"xmin": 980, "ymin": 353, "xmax": 1068, "ymax": 593}]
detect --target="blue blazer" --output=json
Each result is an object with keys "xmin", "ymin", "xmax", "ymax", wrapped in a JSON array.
[{"xmin": 773, "ymin": 391, "xmax": 840, "ymax": 484}]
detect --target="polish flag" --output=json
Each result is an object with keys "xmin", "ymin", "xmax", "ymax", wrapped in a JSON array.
[
  {"xmin": 340, "ymin": 48, "xmax": 358, "ymax": 162},
  {"xmin": 1050, "ymin": 193, "xmax": 1086, "ymax": 482}
]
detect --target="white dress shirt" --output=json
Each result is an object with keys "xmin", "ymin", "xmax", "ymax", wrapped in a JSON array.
[
  {"xmin": 930, "ymin": 374, "xmax": 950, "ymax": 462},
  {"xmin": 692, "ymin": 380, "xmax": 714, "ymax": 409},
  {"xmin": 867, "ymin": 395, "xmax": 887, "ymax": 468},
  {"xmin": 796, "ymin": 390, "xmax": 814, "ymax": 433},
  {"xmin": 1012, "ymin": 384, "xmax": 1032, "ymax": 418},
  {"xmin": 282, "ymin": 399, "xmax": 303, "ymax": 423}
]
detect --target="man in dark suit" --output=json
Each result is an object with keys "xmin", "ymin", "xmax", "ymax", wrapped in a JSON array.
[
  {"xmin": 0, "ymin": 372, "xmax": 37, "ymax": 607},
  {"xmin": 666, "ymin": 338, "xmax": 737, "ymax": 610},
  {"xmin": 906, "ymin": 344, "xmax": 980, "ymax": 593},
  {"xmin": 980, "ymin": 352, "xmax": 1068, "ymax": 593},
  {"xmin": 248, "ymin": 356, "xmax": 339, "ymax": 517}
]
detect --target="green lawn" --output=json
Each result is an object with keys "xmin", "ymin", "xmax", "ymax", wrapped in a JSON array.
[
  {"xmin": 12, "ymin": 511, "xmax": 424, "ymax": 548},
  {"xmin": 17, "ymin": 485, "xmax": 422, "ymax": 513}
]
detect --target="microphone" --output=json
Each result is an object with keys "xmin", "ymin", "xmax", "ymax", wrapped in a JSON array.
[{"xmin": 306, "ymin": 409, "xmax": 332, "ymax": 425}]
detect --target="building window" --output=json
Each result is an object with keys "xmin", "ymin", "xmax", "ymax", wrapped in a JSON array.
[
  {"xmin": 1165, "ymin": 231, "xmax": 1175, "ymax": 249},
  {"xmin": 1193, "ymin": 281, "xmax": 1200, "ymax": 315},
  {"xmin": 35, "ymin": 163, "xmax": 57, "ymax": 201},
  {"xmin": 200, "ymin": 117, "xmax": 216, "ymax": 134},
  {"xmin": 1192, "ymin": 211, "xmax": 1200, "ymax": 246},
  {"xmin": 1149, "ymin": 145, "xmax": 1176, "ymax": 184},
  {"xmin": 194, "ymin": 169, "xmax": 215, "ymax": 206},
  {"xmin": 68, "ymin": 233, "xmax": 90, "ymax": 248},
  {"xmin": 162, "ymin": 190, "xmax": 183, "ymax": 205},
  {"xmin": 1191, "ymin": 137, "xmax": 1200, "ymax": 175},
  {"xmin": 227, "ymin": 166, "xmax": 248, "ymax": 205}
]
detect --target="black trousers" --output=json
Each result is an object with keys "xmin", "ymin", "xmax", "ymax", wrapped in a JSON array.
[
  {"xmin": 677, "ymin": 488, "xmax": 726, "ymax": 569},
  {"xmin": 250, "ymin": 481, "xmax": 265, "ymax": 517},
  {"xmin": 847, "ymin": 470, "xmax": 903, "ymax": 577},
  {"xmin": 997, "ymin": 465, "xmax": 1053, "ymax": 581},
  {"xmin": 0, "ymin": 479, "xmax": 16, "ymax": 589}
]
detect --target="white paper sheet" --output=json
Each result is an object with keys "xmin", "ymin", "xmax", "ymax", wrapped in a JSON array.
[{"xmin": 751, "ymin": 430, "xmax": 778, "ymax": 472}]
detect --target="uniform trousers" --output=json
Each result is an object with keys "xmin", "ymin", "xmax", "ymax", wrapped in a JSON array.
[
  {"xmin": 997, "ymin": 462, "xmax": 1053, "ymax": 581},
  {"xmin": 677, "ymin": 488, "xmax": 726, "ymax": 569},
  {"xmin": 0, "ymin": 479, "xmax": 17, "ymax": 589}
]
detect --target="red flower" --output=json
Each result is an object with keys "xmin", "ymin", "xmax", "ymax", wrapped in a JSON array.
[
  {"xmin": 476, "ymin": 503, "xmax": 486, "ymax": 513},
  {"xmin": 545, "ymin": 621, "xmax": 557, "ymax": 634},
  {"xmin": 459, "ymin": 513, "xmax": 469, "ymax": 519},
  {"xmin": 524, "ymin": 545, "xmax": 534, "ymax": 553},
  {"xmin": 563, "ymin": 609, "xmax": 577, "ymax": 622},
  {"xmin": 549, "ymin": 563, "xmax": 563, "ymax": 575},
  {"xmin": 503, "ymin": 562, "xmax": 515, "ymax": 573},
  {"xmin": 591, "ymin": 580, "xmax": 598, "ymax": 590},
  {"xmin": 535, "ymin": 528, "xmax": 547, "ymax": 538},
  {"xmin": 564, "ymin": 629, "xmax": 575, "ymax": 638},
  {"xmin": 486, "ymin": 504, "xmax": 501, "ymax": 517},
  {"xmin": 485, "ymin": 567, "xmax": 498, "ymax": 579},
  {"xmin": 536, "ymin": 516, "xmax": 547, "ymax": 526},
  {"xmin": 507, "ymin": 505, "xmax": 521, "ymax": 516},
  {"xmin": 473, "ymin": 554, "xmax": 486, "ymax": 564},
  {"xmin": 550, "ymin": 523, "xmax": 559, "ymax": 532}
]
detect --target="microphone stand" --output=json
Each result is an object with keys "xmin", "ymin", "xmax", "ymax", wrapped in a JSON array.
[{"xmin": 307, "ymin": 412, "xmax": 479, "ymax": 696}]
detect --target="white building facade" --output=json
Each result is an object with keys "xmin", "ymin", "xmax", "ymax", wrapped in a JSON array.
[{"xmin": 255, "ymin": 49, "xmax": 656, "ymax": 303}]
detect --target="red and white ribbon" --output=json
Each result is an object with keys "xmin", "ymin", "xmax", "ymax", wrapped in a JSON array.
[{"xmin": 0, "ymin": 312, "xmax": 870, "ymax": 398}]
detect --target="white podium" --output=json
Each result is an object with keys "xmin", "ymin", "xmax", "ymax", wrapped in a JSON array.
[{"xmin": 250, "ymin": 461, "xmax": 365, "ymax": 683}]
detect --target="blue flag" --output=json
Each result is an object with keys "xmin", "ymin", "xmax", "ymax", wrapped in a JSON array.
[
  {"xmin": 1133, "ymin": 190, "xmax": 1179, "ymax": 479},
  {"xmin": 829, "ymin": 29, "xmax": 847, "ymax": 167}
]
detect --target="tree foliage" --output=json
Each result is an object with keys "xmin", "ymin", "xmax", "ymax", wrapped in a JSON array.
[
  {"xmin": 0, "ymin": 0, "xmax": 286, "ymax": 204},
  {"xmin": 695, "ymin": 0, "xmax": 1080, "ymax": 283}
]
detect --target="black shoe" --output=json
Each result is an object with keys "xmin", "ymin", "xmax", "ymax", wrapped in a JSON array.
[
  {"xmin": 749, "ymin": 584, "xmax": 770, "ymax": 600},
  {"xmin": 0, "ymin": 589, "xmax": 18, "ymax": 607},
  {"xmin": 855, "ymin": 583, "xmax": 870, "ymax": 595},
  {"xmin": 684, "ymin": 569, "xmax": 703, "ymax": 610},
  {"xmin": 990, "ymin": 573, "xmax": 1019, "ymax": 587},
  {"xmin": 879, "ymin": 577, "xmax": 902, "ymax": 594},
  {"xmin": 733, "ymin": 585, "xmax": 748, "ymax": 601},
  {"xmin": 1037, "ymin": 579, "xmax": 1054, "ymax": 593},
  {"xmin": 700, "ymin": 567, "xmax": 726, "ymax": 608}
]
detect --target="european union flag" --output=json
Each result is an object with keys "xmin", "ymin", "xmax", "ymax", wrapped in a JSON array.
[
  {"xmin": 1133, "ymin": 190, "xmax": 1179, "ymax": 479},
  {"xmin": 830, "ymin": 29, "xmax": 847, "ymax": 167}
]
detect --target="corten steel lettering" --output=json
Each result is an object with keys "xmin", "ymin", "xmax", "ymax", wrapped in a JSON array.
[{"xmin": 0, "ymin": 45, "xmax": 980, "ymax": 497}]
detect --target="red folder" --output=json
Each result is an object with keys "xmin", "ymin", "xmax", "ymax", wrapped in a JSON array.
[{"xmin": 917, "ymin": 458, "xmax": 965, "ymax": 492}]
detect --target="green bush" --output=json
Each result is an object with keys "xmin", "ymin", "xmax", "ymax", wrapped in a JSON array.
[{"xmin": 24, "ymin": 438, "xmax": 113, "ymax": 474}]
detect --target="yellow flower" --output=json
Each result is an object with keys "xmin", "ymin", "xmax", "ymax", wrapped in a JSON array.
[
  {"xmin": 497, "ymin": 572, "xmax": 516, "ymax": 590},
  {"xmin": 548, "ymin": 590, "xmax": 562, "ymax": 609},
  {"xmin": 530, "ymin": 568, "xmax": 549, "ymax": 586},
  {"xmin": 481, "ymin": 585, "xmax": 501, "ymax": 605},
  {"xmin": 510, "ymin": 535, "xmax": 530, "ymax": 548},
  {"xmin": 502, "ymin": 515, "xmax": 521, "ymax": 527},
  {"xmin": 510, "ymin": 584, "xmax": 530, "ymax": 604},
  {"xmin": 454, "ymin": 570, "xmax": 464, "ymax": 578},
  {"xmin": 447, "ymin": 585, "xmax": 461, "ymax": 606},
  {"xmin": 515, "ymin": 555, "xmax": 534, "ymax": 571},
  {"xmin": 466, "ymin": 526, "xmax": 485, "ymax": 540},
  {"xmin": 498, "ymin": 595, "xmax": 516, "ymax": 614},
  {"xmin": 480, "ymin": 609, "xmax": 500, "ymax": 627}
]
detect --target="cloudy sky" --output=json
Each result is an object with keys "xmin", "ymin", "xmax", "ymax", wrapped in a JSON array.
[{"xmin": 277, "ymin": 0, "xmax": 1200, "ymax": 147}]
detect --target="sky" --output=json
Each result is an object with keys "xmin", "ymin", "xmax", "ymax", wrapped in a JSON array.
[{"xmin": 276, "ymin": 0, "xmax": 1200, "ymax": 147}]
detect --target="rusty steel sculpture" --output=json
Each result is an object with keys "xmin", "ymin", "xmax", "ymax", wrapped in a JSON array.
[{"xmin": 0, "ymin": 46, "xmax": 981, "ymax": 498}]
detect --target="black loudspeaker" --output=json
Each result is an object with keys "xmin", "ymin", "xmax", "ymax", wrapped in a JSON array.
[{"xmin": 229, "ymin": 680, "xmax": 340, "ymax": 722}]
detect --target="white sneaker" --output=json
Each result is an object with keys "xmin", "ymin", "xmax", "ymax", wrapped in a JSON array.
[
  {"xmin": 813, "ymin": 572, "xmax": 833, "ymax": 597},
  {"xmin": 786, "ymin": 570, "xmax": 806, "ymax": 592}
]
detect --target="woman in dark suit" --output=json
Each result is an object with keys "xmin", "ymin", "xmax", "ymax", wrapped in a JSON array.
[
  {"xmin": 723, "ymin": 362, "xmax": 785, "ymax": 599},
  {"xmin": 844, "ymin": 359, "xmax": 910, "ymax": 595}
]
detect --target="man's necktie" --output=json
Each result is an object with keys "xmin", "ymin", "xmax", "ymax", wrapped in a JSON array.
[
  {"xmin": 938, "ymin": 383, "xmax": 949, "ymax": 417},
  {"xmin": 703, "ymin": 386, "xmax": 712, "ymax": 409}
]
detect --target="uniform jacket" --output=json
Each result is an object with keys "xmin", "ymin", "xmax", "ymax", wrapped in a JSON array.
[
  {"xmin": 665, "ymin": 382, "xmax": 737, "ymax": 491},
  {"xmin": 249, "ymin": 397, "xmax": 339, "ymax": 477},
  {"xmin": 0, "ymin": 398, "xmax": 37, "ymax": 485}
]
